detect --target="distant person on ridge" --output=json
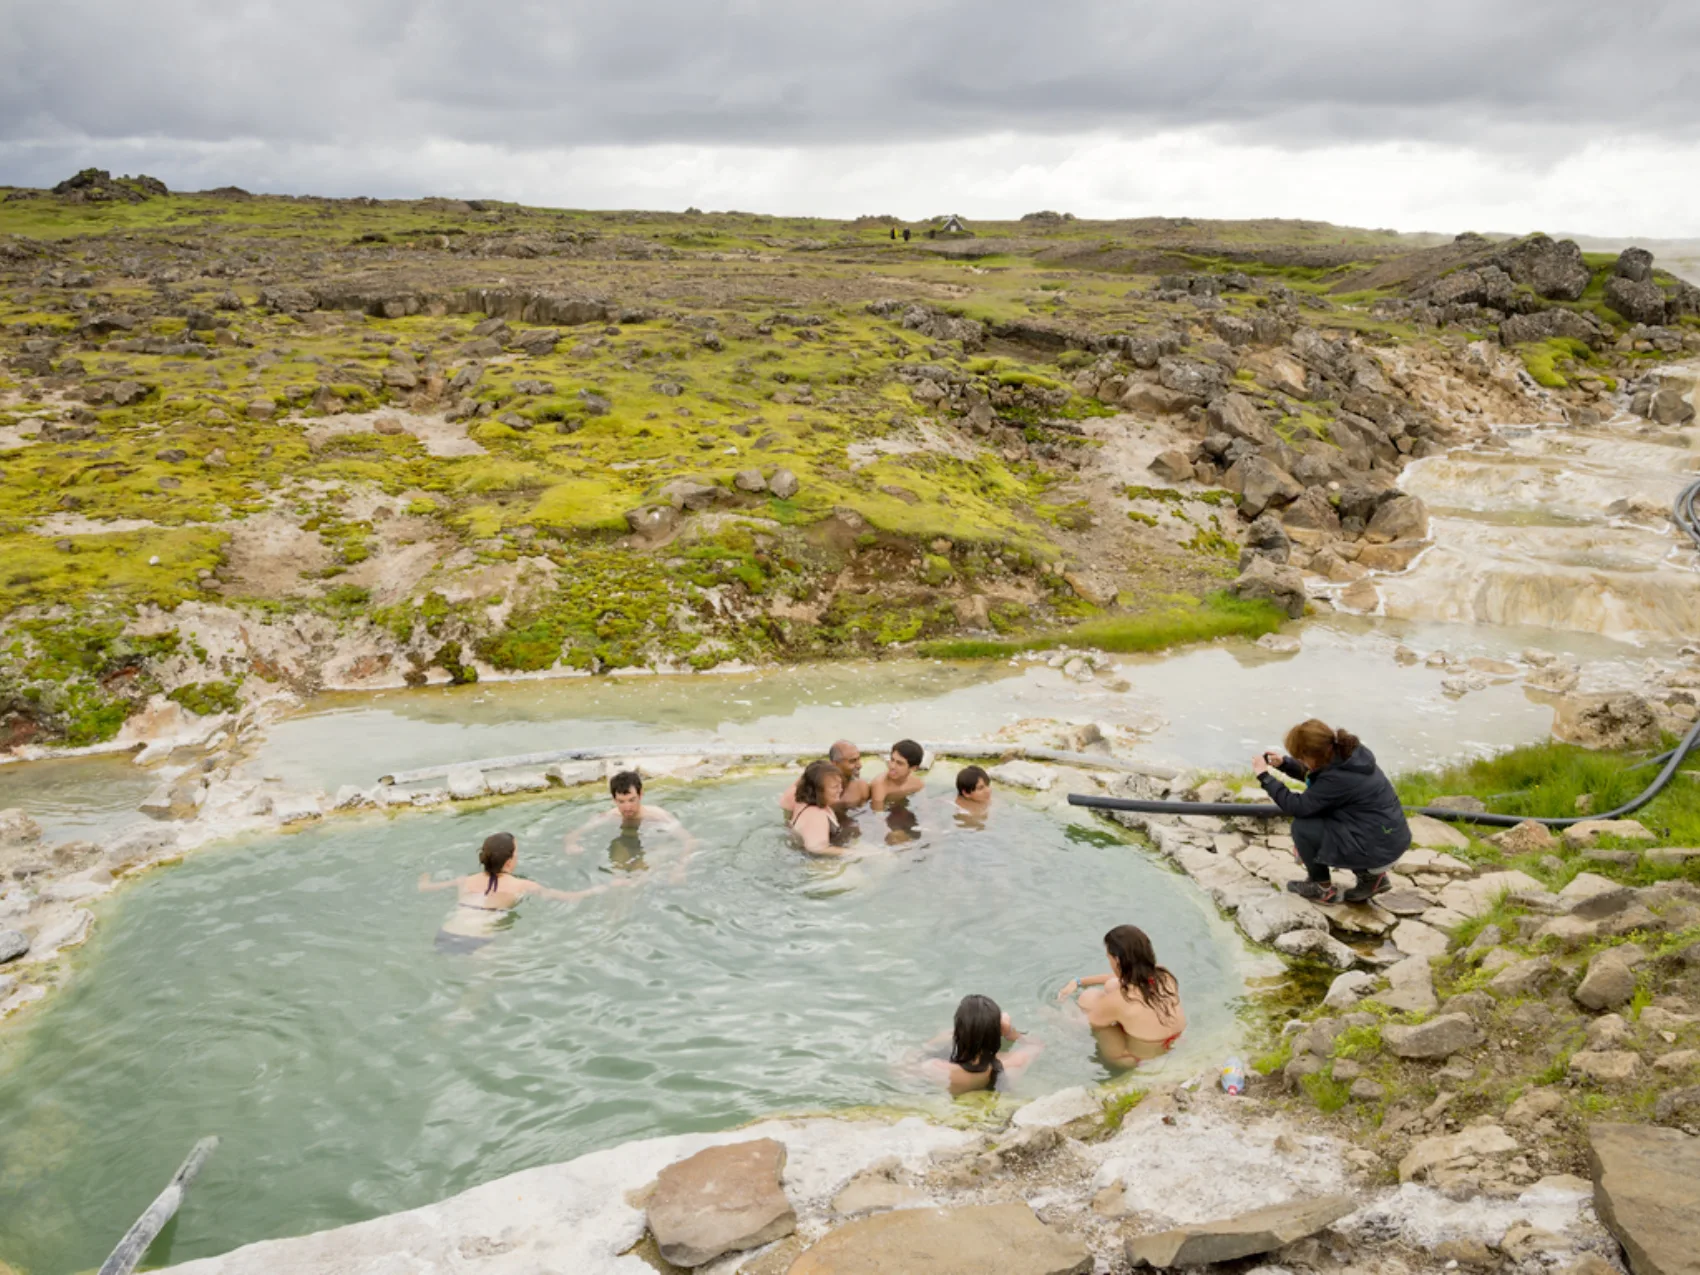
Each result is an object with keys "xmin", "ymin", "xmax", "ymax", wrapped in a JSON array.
[{"xmin": 1253, "ymin": 719, "xmax": 1410, "ymax": 904}]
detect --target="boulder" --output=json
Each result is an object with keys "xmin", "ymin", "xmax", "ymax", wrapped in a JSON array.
[
  {"xmin": 1148, "ymin": 450, "xmax": 1194, "ymax": 483},
  {"xmin": 1364, "ymin": 494, "xmax": 1429, "ymax": 544},
  {"xmin": 625, "ymin": 504, "xmax": 681, "ymax": 538},
  {"xmin": 659, "ymin": 478, "xmax": 721, "ymax": 512},
  {"xmin": 1241, "ymin": 513, "xmax": 1291, "ymax": 565},
  {"xmin": 1324, "ymin": 970, "xmax": 1379, "ymax": 1009},
  {"xmin": 1229, "ymin": 556, "xmax": 1306, "ymax": 619},
  {"xmin": 985, "ymin": 761, "xmax": 1055, "ymax": 792},
  {"xmin": 1281, "ymin": 488, "xmax": 1342, "ymax": 538},
  {"xmin": 1498, "ymin": 235, "xmax": 1592, "ymax": 301},
  {"xmin": 646, "ymin": 1139, "xmax": 796, "ymax": 1267},
  {"xmin": 1589, "ymin": 1122, "xmax": 1700, "ymax": 1275},
  {"xmin": 1488, "ymin": 955, "xmax": 1555, "ymax": 998},
  {"xmin": 1553, "ymin": 693, "xmax": 1662, "ymax": 751},
  {"xmin": 1493, "ymin": 820, "xmax": 1557, "ymax": 854},
  {"xmin": 769, "ymin": 468, "xmax": 800, "ymax": 500},
  {"xmin": 0, "ymin": 929, "xmax": 29, "ymax": 964},
  {"xmin": 1224, "ymin": 456, "xmax": 1303, "ymax": 517},
  {"xmin": 791, "ymin": 1203, "xmax": 1089, "ymax": 1275},
  {"xmin": 1606, "ymin": 275, "xmax": 1669, "ymax": 326},
  {"xmin": 1615, "ymin": 247, "xmax": 1654, "ymax": 284},
  {"xmin": 1649, "ymin": 388, "xmax": 1695, "ymax": 427},
  {"xmin": 1562, "ymin": 819, "xmax": 1655, "ymax": 850},
  {"xmin": 1399, "ymin": 1125, "xmax": 1518, "ymax": 1183},
  {"xmin": 1236, "ymin": 892, "xmax": 1329, "ymax": 943},
  {"xmin": 1383, "ymin": 1012, "xmax": 1484, "ymax": 1059},
  {"xmin": 1207, "ymin": 393, "xmax": 1277, "ymax": 447},
  {"xmin": 1124, "ymin": 1195, "xmax": 1356, "ymax": 1269},
  {"xmin": 1499, "ymin": 308, "xmax": 1606, "ymax": 348},
  {"xmin": 1271, "ymin": 927, "xmax": 1359, "ymax": 969},
  {"xmin": 1377, "ymin": 954, "xmax": 1439, "ymax": 1014},
  {"xmin": 1406, "ymin": 813, "xmax": 1469, "ymax": 850},
  {"xmin": 1157, "ymin": 357, "xmax": 1225, "ymax": 400},
  {"xmin": 1390, "ymin": 918, "xmax": 1449, "ymax": 958},
  {"xmin": 733, "ymin": 468, "xmax": 767, "ymax": 493},
  {"xmin": 1574, "ymin": 949, "xmax": 1639, "ymax": 1012}
]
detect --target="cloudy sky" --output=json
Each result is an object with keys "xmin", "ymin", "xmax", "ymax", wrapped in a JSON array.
[{"xmin": 4, "ymin": 0, "xmax": 1699, "ymax": 235}]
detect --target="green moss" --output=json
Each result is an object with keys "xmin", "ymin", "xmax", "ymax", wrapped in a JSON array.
[
  {"xmin": 1102, "ymin": 1086, "xmax": 1149, "ymax": 1130},
  {"xmin": 1331, "ymin": 1022, "xmax": 1383, "ymax": 1060},
  {"xmin": 167, "ymin": 679, "xmax": 243, "ymax": 716},
  {"xmin": 918, "ymin": 592, "xmax": 1282, "ymax": 659},
  {"xmin": 1515, "ymin": 337, "xmax": 1595, "ymax": 390},
  {"xmin": 1301, "ymin": 1069, "xmax": 1353, "ymax": 1114}
]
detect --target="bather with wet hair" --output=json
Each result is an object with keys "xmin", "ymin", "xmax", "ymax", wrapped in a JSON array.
[
  {"xmin": 1058, "ymin": 924, "xmax": 1186, "ymax": 1069},
  {"xmin": 419, "ymin": 831, "xmax": 612, "ymax": 954}
]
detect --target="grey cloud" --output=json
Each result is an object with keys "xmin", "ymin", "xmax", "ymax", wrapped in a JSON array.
[{"xmin": 3, "ymin": 0, "xmax": 1697, "ymax": 159}]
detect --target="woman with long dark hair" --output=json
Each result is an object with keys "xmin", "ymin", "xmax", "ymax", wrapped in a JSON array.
[
  {"xmin": 1254, "ymin": 718, "xmax": 1411, "ymax": 904},
  {"xmin": 920, "ymin": 994, "xmax": 1044, "ymax": 1095},
  {"xmin": 786, "ymin": 760, "xmax": 847, "ymax": 855},
  {"xmin": 419, "ymin": 832, "xmax": 609, "ymax": 954},
  {"xmin": 1058, "ymin": 925, "xmax": 1186, "ymax": 1068}
]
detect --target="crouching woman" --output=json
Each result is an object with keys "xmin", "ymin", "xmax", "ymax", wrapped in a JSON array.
[{"xmin": 1254, "ymin": 718, "xmax": 1411, "ymax": 905}]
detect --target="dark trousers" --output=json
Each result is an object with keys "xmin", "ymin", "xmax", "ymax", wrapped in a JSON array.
[
  {"xmin": 1293, "ymin": 818, "xmax": 1389, "ymax": 886},
  {"xmin": 1293, "ymin": 818, "xmax": 1331, "ymax": 882}
]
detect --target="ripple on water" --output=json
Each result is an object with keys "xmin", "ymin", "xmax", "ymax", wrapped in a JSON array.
[{"xmin": 0, "ymin": 776, "xmax": 1247, "ymax": 1274}]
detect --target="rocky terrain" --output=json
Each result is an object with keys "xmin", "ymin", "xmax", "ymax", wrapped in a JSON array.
[{"xmin": 3, "ymin": 174, "xmax": 1697, "ymax": 754}]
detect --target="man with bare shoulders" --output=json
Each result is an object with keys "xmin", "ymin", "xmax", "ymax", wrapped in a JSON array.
[
  {"xmin": 779, "ymin": 739, "xmax": 870, "ymax": 814},
  {"xmin": 869, "ymin": 739, "xmax": 926, "ymax": 811},
  {"xmin": 565, "ymin": 770, "xmax": 696, "ymax": 880}
]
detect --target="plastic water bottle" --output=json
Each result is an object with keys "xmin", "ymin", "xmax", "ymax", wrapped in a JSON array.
[{"xmin": 1220, "ymin": 1057, "xmax": 1246, "ymax": 1095}]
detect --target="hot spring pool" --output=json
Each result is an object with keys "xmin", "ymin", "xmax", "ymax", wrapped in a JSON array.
[{"xmin": 0, "ymin": 776, "xmax": 1248, "ymax": 1272}]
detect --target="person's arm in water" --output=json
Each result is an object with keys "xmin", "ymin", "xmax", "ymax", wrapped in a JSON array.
[
  {"xmin": 418, "ymin": 872, "xmax": 463, "ymax": 892},
  {"xmin": 1056, "ymin": 972, "xmax": 1112, "ymax": 999},
  {"xmin": 646, "ymin": 805, "xmax": 698, "ymax": 881},
  {"xmin": 563, "ymin": 808, "xmax": 618, "ymax": 853},
  {"xmin": 517, "ymin": 878, "xmax": 616, "ymax": 903},
  {"xmin": 999, "ymin": 1037, "xmax": 1045, "ymax": 1081}
]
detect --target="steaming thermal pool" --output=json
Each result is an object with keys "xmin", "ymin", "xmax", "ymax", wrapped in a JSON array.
[{"xmin": 0, "ymin": 775, "xmax": 1248, "ymax": 1272}]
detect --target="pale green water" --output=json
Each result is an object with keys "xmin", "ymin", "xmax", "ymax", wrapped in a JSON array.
[{"xmin": 0, "ymin": 777, "xmax": 1246, "ymax": 1274}]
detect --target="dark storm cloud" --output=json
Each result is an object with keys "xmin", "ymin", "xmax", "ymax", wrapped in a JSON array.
[{"xmin": 3, "ymin": 0, "xmax": 1697, "ymax": 158}]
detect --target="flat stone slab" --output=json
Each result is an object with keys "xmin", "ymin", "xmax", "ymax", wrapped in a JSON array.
[
  {"xmin": 1589, "ymin": 1122, "xmax": 1700, "ymax": 1275},
  {"xmin": 1438, "ymin": 870, "xmax": 1545, "ymax": 918},
  {"xmin": 1406, "ymin": 813, "xmax": 1470, "ymax": 850},
  {"xmin": 790, "ymin": 1203, "xmax": 1090, "ymax": 1274},
  {"xmin": 0, "ymin": 929, "xmax": 28, "ymax": 964},
  {"xmin": 1124, "ymin": 1194, "xmax": 1356, "ymax": 1268},
  {"xmin": 648, "ymin": 1138, "xmax": 796, "ymax": 1266}
]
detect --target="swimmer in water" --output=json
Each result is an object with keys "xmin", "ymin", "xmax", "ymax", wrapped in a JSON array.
[
  {"xmin": 920, "ymin": 994, "xmax": 1043, "ymax": 1096},
  {"xmin": 953, "ymin": 765, "xmax": 992, "ymax": 827},
  {"xmin": 869, "ymin": 739, "xmax": 926, "ymax": 812},
  {"xmin": 420, "ymin": 832, "xmax": 611, "ymax": 954},
  {"xmin": 1057, "ymin": 924, "xmax": 1186, "ymax": 1069},
  {"xmin": 787, "ymin": 760, "xmax": 848, "ymax": 855},
  {"xmin": 564, "ymin": 771, "xmax": 696, "ymax": 880}
]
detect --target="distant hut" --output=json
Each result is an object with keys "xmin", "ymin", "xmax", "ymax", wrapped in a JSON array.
[{"xmin": 937, "ymin": 213, "xmax": 974, "ymax": 238}]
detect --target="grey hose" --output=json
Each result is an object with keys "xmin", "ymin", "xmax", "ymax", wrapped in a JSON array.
[
  {"xmin": 1678, "ymin": 475, "xmax": 1700, "ymax": 550},
  {"xmin": 1068, "ymin": 716, "xmax": 1700, "ymax": 829}
]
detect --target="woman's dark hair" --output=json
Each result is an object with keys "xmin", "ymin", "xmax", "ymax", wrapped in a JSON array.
[
  {"xmin": 950, "ymin": 993, "xmax": 1003, "ymax": 1087},
  {"xmin": 1104, "ymin": 924, "xmax": 1179, "ymax": 1018},
  {"xmin": 1284, "ymin": 719, "xmax": 1362, "ymax": 771},
  {"xmin": 955, "ymin": 765, "xmax": 989, "ymax": 796},
  {"xmin": 610, "ymin": 770, "xmax": 643, "ymax": 797},
  {"xmin": 793, "ymin": 760, "xmax": 840, "ymax": 809},
  {"xmin": 892, "ymin": 739, "xmax": 924, "ymax": 768},
  {"xmin": 479, "ymin": 832, "xmax": 516, "ymax": 895}
]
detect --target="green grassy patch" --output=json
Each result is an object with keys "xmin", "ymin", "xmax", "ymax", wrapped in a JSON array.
[{"xmin": 917, "ymin": 592, "xmax": 1283, "ymax": 659}]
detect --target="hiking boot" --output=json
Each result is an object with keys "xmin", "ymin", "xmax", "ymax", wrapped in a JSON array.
[
  {"xmin": 1344, "ymin": 871, "xmax": 1391, "ymax": 904},
  {"xmin": 1285, "ymin": 879, "xmax": 1339, "ymax": 903}
]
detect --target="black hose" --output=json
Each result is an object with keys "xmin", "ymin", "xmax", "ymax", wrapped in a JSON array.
[
  {"xmin": 1678, "ymin": 474, "xmax": 1700, "ymax": 551},
  {"xmin": 1068, "ymin": 715, "xmax": 1700, "ymax": 830}
]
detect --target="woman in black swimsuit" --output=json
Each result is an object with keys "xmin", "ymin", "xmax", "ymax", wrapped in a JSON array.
[{"xmin": 419, "ymin": 832, "xmax": 608, "ymax": 954}]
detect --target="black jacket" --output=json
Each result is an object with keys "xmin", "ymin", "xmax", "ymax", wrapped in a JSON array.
[{"xmin": 1257, "ymin": 745, "xmax": 1411, "ymax": 871}]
